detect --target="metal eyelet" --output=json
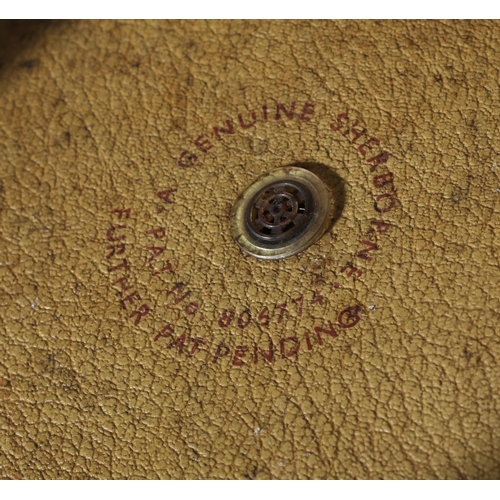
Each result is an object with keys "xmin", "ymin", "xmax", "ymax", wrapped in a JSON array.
[{"xmin": 231, "ymin": 166, "xmax": 333, "ymax": 259}]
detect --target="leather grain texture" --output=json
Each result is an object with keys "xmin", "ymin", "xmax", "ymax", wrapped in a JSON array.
[{"xmin": 1, "ymin": 20, "xmax": 500, "ymax": 479}]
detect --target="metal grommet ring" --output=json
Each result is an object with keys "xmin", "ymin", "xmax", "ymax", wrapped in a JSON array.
[{"xmin": 231, "ymin": 167, "xmax": 332, "ymax": 259}]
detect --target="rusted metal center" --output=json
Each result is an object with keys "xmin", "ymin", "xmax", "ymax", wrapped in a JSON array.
[
  {"xmin": 231, "ymin": 167, "xmax": 332, "ymax": 260},
  {"xmin": 246, "ymin": 181, "xmax": 312, "ymax": 243}
]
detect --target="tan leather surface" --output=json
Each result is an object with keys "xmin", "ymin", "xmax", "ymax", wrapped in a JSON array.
[{"xmin": 1, "ymin": 20, "xmax": 500, "ymax": 479}]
